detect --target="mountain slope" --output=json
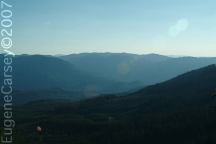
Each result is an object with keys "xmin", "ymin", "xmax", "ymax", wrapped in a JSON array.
[
  {"xmin": 12, "ymin": 65, "xmax": 216, "ymax": 144},
  {"xmin": 78, "ymin": 64, "xmax": 216, "ymax": 113},
  {"xmin": 60, "ymin": 53, "xmax": 216, "ymax": 86},
  {"xmin": 0, "ymin": 54, "xmax": 139, "ymax": 95},
  {"xmin": 60, "ymin": 53, "xmax": 171, "ymax": 83}
]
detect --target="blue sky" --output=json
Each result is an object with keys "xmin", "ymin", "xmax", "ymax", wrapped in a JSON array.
[{"xmin": 13, "ymin": 0, "xmax": 216, "ymax": 56}]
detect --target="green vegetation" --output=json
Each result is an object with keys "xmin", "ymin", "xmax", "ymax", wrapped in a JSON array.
[{"xmin": 1, "ymin": 65, "xmax": 216, "ymax": 144}]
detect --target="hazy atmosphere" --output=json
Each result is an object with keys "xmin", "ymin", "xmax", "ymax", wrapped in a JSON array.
[
  {"xmin": 1, "ymin": 0, "xmax": 216, "ymax": 144},
  {"xmin": 14, "ymin": 0, "xmax": 216, "ymax": 56}
]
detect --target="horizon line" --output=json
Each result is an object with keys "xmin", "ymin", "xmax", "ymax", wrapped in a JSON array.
[{"xmin": 1, "ymin": 52, "xmax": 216, "ymax": 58}]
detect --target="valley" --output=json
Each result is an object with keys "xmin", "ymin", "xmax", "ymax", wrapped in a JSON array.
[{"xmin": 0, "ymin": 56, "xmax": 215, "ymax": 143}]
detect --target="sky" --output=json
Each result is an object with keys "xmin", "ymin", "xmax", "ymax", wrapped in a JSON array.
[{"xmin": 12, "ymin": 0, "xmax": 216, "ymax": 56}]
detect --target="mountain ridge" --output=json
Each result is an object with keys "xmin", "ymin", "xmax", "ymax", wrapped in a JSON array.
[
  {"xmin": 60, "ymin": 53, "xmax": 216, "ymax": 85},
  {"xmin": 0, "ymin": 54, "xmax": 140, "ymax": 95},
  {"xmin": 12, "ymin": 64, "xmax": 216, "ymax": 144}
]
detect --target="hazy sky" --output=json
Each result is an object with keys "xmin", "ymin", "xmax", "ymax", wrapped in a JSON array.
[{"xmin": 13, "ymin": 0, "xmax": 216, "ymax": 56}]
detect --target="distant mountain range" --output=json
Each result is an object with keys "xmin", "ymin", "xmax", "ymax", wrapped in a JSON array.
[
  {"xmin": 1, "ymin": 53, "xmax": 216, "ymax": 103},
  {"xmin": 12, "ymin": 64, "xmax": 216, "ymax": 144},
  {"xmin": 60, "ymin": 53, "xmax": 216, "ymax": 86},
  {"xmin": 0, "ymin": 54, "xmax": 140, "ymax": 97}
]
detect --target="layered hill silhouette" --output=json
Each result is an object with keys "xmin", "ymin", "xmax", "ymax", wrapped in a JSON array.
[
  {"xmin": 78, "ymin": 64, "xmax": 216, "ymax": 113},
  {"xmin": 60, "ymin": 53, "xmax": 216, "ymax": 86},
  {"xmin": 12, "ymin": 65, "xmax": 216, "ymax": 144},
  {"xmin": 2, "ymin": 53, "xmax": 216, "ymax": 93},
  {"xmin": 1, "ymin": 53, "xmax": 216, "ymax": 104},
  {"xmin": 0, "ymin": 54, "xmax": 139, "ymax": 97}
]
